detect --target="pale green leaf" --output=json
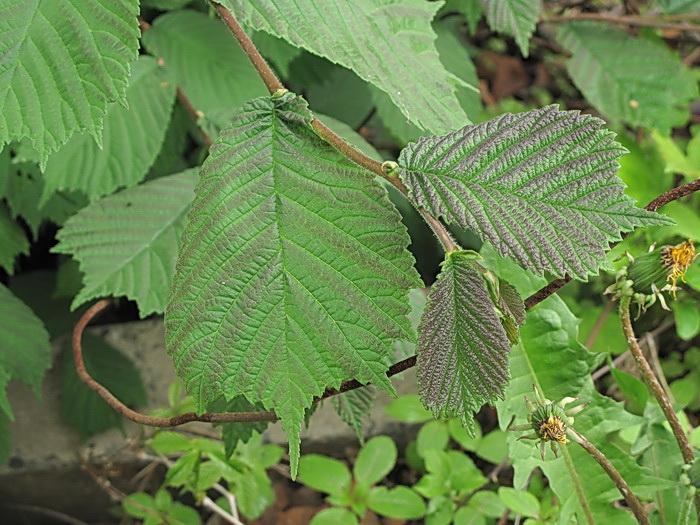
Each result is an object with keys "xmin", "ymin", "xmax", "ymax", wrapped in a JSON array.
[
  {"xmin": 354, "ymin": 435, "xmax": 397, "ymax": 487},
  {"xmin": 498, "ymin": 296, "xmax": 674, "ymax": 524},
  {"xmin": 480, "ymin": 0, "xmax": 542, "ymax": 56},
  {"xmin": 61, "ymin": 334, "xmax": 147, "ymax": 439},
  {"xmin": 298, "ymin": 454, "xmax": 352, "ymax": 496},
  {"xmin": 218, "ymin": 0, "xmax": 468, "ymax": 136},
  {"xmin": 367, "ymin": 486, "xmax": 427, "ymax": 519},
  {"xmin": 165, "ymin": 93, "xmax": 420, "ymax": 477},
  {"xmin": 497, "ymin": 487, "xmax": 540, "ymax": 517},
  {"xmin": 0, "ymin": 202, "xmax": 28, "ymax": 274},
  {"xmin": 41, "ymin": 56, "xmax": 176, "ymax": 202},
  {"xmin": 53, "ymin": 170, "xmax": 197, "ymax": 317},
  {"xmin": 557, "ymin": 22, "xmax": 698, "ymax": 132},
  {"xmin": 0, "ymin": 284, "xmax": 51, "ymax": 395},
  {"xmin": 0, "ymin": 0, "xmax": 140, "ymax": 165},
  {"xmin": 417, "ymin": 251, "xmax": 511, "ymax": 433},
  {"xmin": 142, "ymin": 9, "xmax": 267, "ymax": 121},
  {"xmin": 331, "ymin": 387, "xmax": 376, "ymax": 444},
  {"xmin": 398, "ymin": 105, "xmax": 672, "ymax": 280}
]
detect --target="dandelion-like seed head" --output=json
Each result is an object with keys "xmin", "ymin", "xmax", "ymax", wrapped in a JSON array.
[{"xmin": 661, "ymin": 240, "xmax": 696, "ymax": 292}]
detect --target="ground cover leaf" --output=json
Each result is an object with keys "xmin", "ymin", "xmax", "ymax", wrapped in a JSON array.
[
  {"xmin": 556, "ymin": 22, "xmax": 698, "ymax": 132},
  {"xmin": 218, "ymin": 0, "xmax": 468, "ymax": 136},
  {"xmin": 165, "ymin": 93, "xmax": 420, "ymax": 476},
  {"xmin": 41, "ymin": 57, "xmax": 175, "ymax": 202},
  {"xmin": 417, "ymin": 251, "xmax": 510, "ymax": 434},
  {"xmin": 398, "ymin": 105, "xmax": 672, "ymax": 280},
  {"xmin": 53, "ymin": 170, "xmax": 197, "ymax": 317},
  {"xmin": 0, "ymin": 0, "xmax": 140, "ymax": 165}
]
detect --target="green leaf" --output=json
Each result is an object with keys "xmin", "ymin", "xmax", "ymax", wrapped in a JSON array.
[
  {"xmin": 497, "ymin": 487, "xmax": 540, "ymax": 517},
  {"xmin": 398, "ymin": 105, "xmax": 672, "ymax": 279},
  {"xmin": 391, "ymin": 288, "xmax": 427, "ymax": 364},
  {"xmin": 53, "ymin": 170, "xmax": 197, "ymax": 317},
  {"xmin": 417, "ymin": 251, "xmax": 511, "ymax": 433},
  {"xmin": 142, "ymin": 9, "xmax": 267, "ymax": 121},
  {"xmin": 556, "ymin": 22, "xmax": 698, "ymax": 132},
  {"xmin": 41, "ymin": 56, "xmax": 176, "ymax": 201},
  {"xmin": 354, "ymin": 435, "xmax": 397, "ymax": 487},
  {"xmin": 310, "ymin": 507, "xmax": 359, "ymax": 525},
  {"xmin": 211, "ymin": 396, "xmax": 270, "ymax": 457},
  {"xmin": 60, "ymin": 334, "xmax": 147, "ymax": 439},
  {"xmin": 671, "ymin": 300, "xmax": 700, "ymax": 341},
  {"xmin": 0, "ymin": 0, "xmax": 140, "ymax": 165},
  {"xmin": 446, "ymin": 0, "xmax": 484, "ymax": 35},
  {"xmin": 367, "ymin": 486, "xmax": 427, "ymax": 519},
  {"xmin": 0, "ymin": 284, "xmax": 51, "ymax": 396},
  {"xmin": 384, "ymin": 394, "xmax": 433, "ymax": 423},
  {"xmin": 610, "ymin": 366, "xmax": 648, "ymax": 414},
  {"xmin": 149, "ymin": 431, "xmax": 193, "ymax": 454},
  {"xmin": 0, "ymin": 202, "xmax": 28, "ymax": 274},
  {"xmin": 416, "ymin": 420, "xmax": 450, "ymax": 458},
  {"xmin": 218, "ymin": 0, "xmax": 468, "ymax": 135},
  {"xmin": 165, "ymin": 93, "xmax": 420, "ymax": 477},
  {"xmin": 331, "ymin": 387, "xmax": 376, "ymax": 444},
  {"xmin": 0, "ymin": 412, "xmax": 9, "ymax": 463},
  {"xmin": 298, "ymin": 454, "xmax": 352, "ymax": 496},
  {"xmin": 499, "ymin": 295, "xmax": 673, "ymax": 523},
  {"xmin": 480, "ymin": 0, "xmax": 542, "ymax": 56}
]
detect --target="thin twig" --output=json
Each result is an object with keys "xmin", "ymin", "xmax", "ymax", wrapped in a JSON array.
[
  {"xmin": 645, "ymin": 333, "xmax": 676, "ymax": 404},
  {"xmin": 545, "ymin": 12, "xmax": 700, "ymax": 31},
  {"xmin": 2, "ymin": 504, "xmax": 89, "ymax": 525},
  {"xmin": 571, "ymin": 429, "xmax": 651, "ymax": 525},
  {"xmin": 176, "ymin": 88, "xmax": 212, "ymax": 147}
]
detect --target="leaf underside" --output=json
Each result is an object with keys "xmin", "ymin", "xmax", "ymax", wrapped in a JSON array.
[
  {"xmin": 0, "ymin": 0, "xmax": 140, "ymax": 165},
  {"xmin": 165, "ymin": 93, "xmax": 420, "ymax": 476},
  {"xmin": 53, "ymin": 170, "xmax": 197, "ymax": 317},
  {"xmin": 398, "ymin": 105, "xmax": 673, "ymax": 280},
  {"xmin": 331, "ymin": 387, "xmax": 376, "ymax": 444},
  {"xmin": 557, "ymin": 22, "xmax": 698, "ymax": 132},
  {"xmin": 217, "ymin": 0, "xmax": 468, "ymax": 136},
  {"xmin": 417, "ymin": 252, "xmax": 511, "ymax": 434}
]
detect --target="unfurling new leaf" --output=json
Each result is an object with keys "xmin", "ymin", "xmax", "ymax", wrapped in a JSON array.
[
  {"xmin": 417, "ymin": 251, "xmax": 511, "ymax": 435},
  {"xmin": 165, "ymin": 92, "xmax": 420, "ymax": 477},
  {"xmin": 398, "ymin": 105, "xmax": 673, "ymax": 280}
]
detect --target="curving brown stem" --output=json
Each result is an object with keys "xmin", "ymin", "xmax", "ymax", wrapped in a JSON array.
[{"xmin": 571, "ymin": 429, "xmax": 651, "ymax": 525}]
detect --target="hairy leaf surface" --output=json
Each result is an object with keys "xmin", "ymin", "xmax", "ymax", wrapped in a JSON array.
[
  {"xmin": 557, "ymin": 22, "xmax": 697, "ymax": 132},
  {"xmin": 217, "ymin": 0, "xmax": 468, "ymax": 136},
  {"xmin": 53, "ymin": 170, "xmax": 197, "ymax": 317},
  {"xmin": 398, "ymin": 105, "xmax": 672, "ymax": 280},
  {"xmin": 166, "ymin": 93, "xmax": 420, "ymax": 476},
  {"xmin": 480, "ymin": 0, "xmax": 541, "ymax": 56},
  {"xmin": 0, "ymin": 284, "xmax": 51, "ymax": 397},
  {"xmin": 142, "ymin": 10, "xmax": 267, "ymax": 122},
  {"xmin": 417, "ymin": 251, "xmax": 510, "ymax": 434},
  {"xmin": 0, "ymin": 0, "xmax": 140, "ymax": 165},
  {"xmin": 42, "ymin": 57, "xmax": 176, "ymax": 202},
  {"xmin": 498, "ymin": 296, "xmax": 672, "ymax": 523}
]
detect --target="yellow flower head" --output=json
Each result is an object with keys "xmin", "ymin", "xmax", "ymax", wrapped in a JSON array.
[
  {"xmin": 538, "ymin": 415, "xmax": 568, "ymax": 444},
  {"xmin": 661, "ymin": 239, "xmax": 697, "ymax": 290}
]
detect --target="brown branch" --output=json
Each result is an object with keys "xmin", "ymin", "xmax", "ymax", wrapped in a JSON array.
[
  {"xmin": 545, "ymin": 12, "xmax": 700, "ymax": 32},
  {"xmin": 177, "ymin": 88, "xmax": 213, "ymax": 148}
]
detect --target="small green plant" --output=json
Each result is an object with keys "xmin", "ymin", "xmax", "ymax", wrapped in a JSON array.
[{"xmin": 298, "ymin": 435, "xmax": 426, "ymax": 524}]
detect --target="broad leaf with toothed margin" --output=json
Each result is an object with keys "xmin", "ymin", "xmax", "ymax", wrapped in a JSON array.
[
  {"xmin": 417, "ymin": 251, "xmax": 511, "ymax": 435},
  {"xmin": 480, "ymin": 0, "xmax": 542, "ymax": 57},
  {"xmin": 41, "ymin": 57, "xmax": 176, "ymax": 202},
  {"xmin": 216, "ymin": 0, "xmax": 468, "ymax": 136},
  {"xmin": 53, "ymin": 170, "xmax": 197, "ymax": 317},
  {"xmin": 398, "ymin": 105, "xmax": 673, "ymax": 280},
  {"xmin": 0, "ymin": 0, "xmax": 139, "ymax": 166},
  {"xmin": 165, "ymin": 93, "xmax": 421, "ymax": 477}
]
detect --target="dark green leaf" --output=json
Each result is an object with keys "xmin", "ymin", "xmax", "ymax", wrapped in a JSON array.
[
  {"xmin": 480, "ymin": 0, "xmax": 542, "ymax": 56},
  {"xmin": 557, "ymin": 22, "xmax": 698, "ymax": 132},
  {"xmin": 166, "ymin": 93, "xmax": 420, "ymax": 477},
  {"xmin": 398, "ymin": 105, "xmax": 672, "ymax": 279},
  {"xmin": 219, "ymin": 0, "xmax": 468, "ymax": 135},
  {"xmin": 610, "ymin": 366, "xmax": 648, "ymax": 414},
  {"xmin": 0, "ymin": 412, "xmax": 9, "ymax": 463},
  {"xmin": 60, "ymin": 334, "xmax": 147, "ymax": 439},
  {"xmin": 0, "ymin": 202, "xmax": 28, "ymax": 274},
  {"xmin": 0, "ymin": 0, "xmax": 140, "ymax": 165},
  {"xmin": 211, "ymin": 396, "xmax": 269, "ymax": 458},
  {"xmin": 0, "ymin": 284, "xmax": 51, "ymax": 395},
  {"xmin": 41, "ymin": 56, "xmax": 176, "ymax": 201},
  {"xmin": 331, "ymin": 387, "xmax": 375, "ymax": 444},
  {"xmin": 53, "ymin": 170, "xmax": 197, "ymax": 317},
  {"xmin": 417, "ymin": 251, "xmax": 511, "ymax": 433}
]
